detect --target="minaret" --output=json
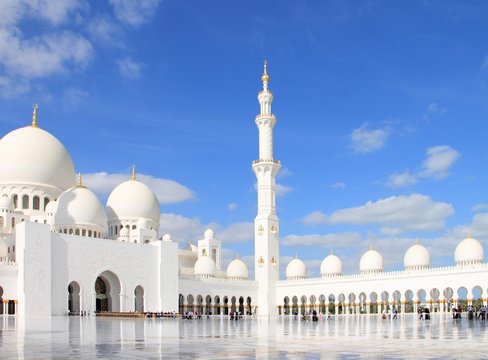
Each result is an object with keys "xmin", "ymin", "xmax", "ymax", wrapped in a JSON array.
[{"xmin": 252, "ymin": 61, "xmax": 280, "ymax": 316}]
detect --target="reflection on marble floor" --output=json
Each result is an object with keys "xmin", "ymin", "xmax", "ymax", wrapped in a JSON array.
[{"xmin": 1, "ymin": 314, "xmax": 487, "ymax": 359}]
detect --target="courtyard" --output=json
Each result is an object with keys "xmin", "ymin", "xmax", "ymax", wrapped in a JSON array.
[{"xmin": 0, "ymin": 313, "xmax": 487, "ymax": 359}]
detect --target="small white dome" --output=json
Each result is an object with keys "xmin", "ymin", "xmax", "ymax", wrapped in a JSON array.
[
  {"xmin": 286, "ymin": 257, "xmax": 307, "ymax": 280},
  {"xmin": 0, "ymin": 195, "xmax": 13, "ymax": 210},
  {"xmin": 404, "ymin": 242, "xmax": 430, "ymax": 270},
  {"xmin": 360, "ymin": 248, "xmax": 384, "ymax": 274},
  {"xmin": 106, "ymin": 179, "xmax": 160, "ymax": 225},
  {"xmin": 194, "ymin": 255, "xmax": 216, "ymax": 278},
  {"xmin": 0, "ymin": 126, "xmax": 75, "ymax": 191},
  {"xmin": 455, "ymin": 235, "xmax": 484, "ymax": 266},
  {"xmin": 0, "ymin": 236, "xmax": 8, "ymax": 257},
  {"xmin": 204, "ymin": 228, "xmax": 214, "ymax": 239},
  {"xmin": 162, "ymin": 233, "xmax": 172, "ymax": 242},
  {"xmin": 53, "ymin": 185, "xmax": 107, "ymax": 230},
  {"xmin": 320, "ymin": 252, "xmax": 342, "ymax": 277},
  {"xmin": 45, "ymin": 200, "xmax": 56, "ymax": 214},
  {"xmin": 226, "ymin": 257, "xmax": 248, "ymax": 280}
]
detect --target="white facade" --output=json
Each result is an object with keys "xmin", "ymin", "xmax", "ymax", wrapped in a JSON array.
[{"xmin": 0, "ymin": 65, "xmax": 488, "ymax": 319}]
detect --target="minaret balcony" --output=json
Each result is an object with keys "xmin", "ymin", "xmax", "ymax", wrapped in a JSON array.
[
  {"xmin": 252, "ymin": 159, "xmax": 281, "ymax": 165},
  {"xmin": 255, "ymin": 114, "xmax": 276, "ymax": 121}
]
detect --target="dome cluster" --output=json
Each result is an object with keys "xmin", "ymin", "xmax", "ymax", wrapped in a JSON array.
[
  {"xmin": 0, "ymin": 111, "xmax": 161, "ymax": 244},
  {"xmin": 285, "ymin": 235, "xmax": 485, "ymax": 281}
]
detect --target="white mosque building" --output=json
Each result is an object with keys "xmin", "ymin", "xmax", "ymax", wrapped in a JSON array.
[{"xmin": 0, "ymin": 64, "xmax": 487, "ymax": 319}]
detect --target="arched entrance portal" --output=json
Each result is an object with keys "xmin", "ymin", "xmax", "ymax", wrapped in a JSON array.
[
  {"xmin": 134, "ymin": 286, "xmax": 144, "ymax": 312},
  {"xmin": 68, "ymin": 281, "xmax": 81, "ymax": 314},
  {"xmin": 95, "ymin": 270, "xmax": 121, "ymax": 313}
]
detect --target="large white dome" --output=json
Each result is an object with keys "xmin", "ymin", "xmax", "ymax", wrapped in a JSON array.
[
  {"xmin": 53, "ymin": 185, "xmax": 107, "ymax": 230},
  {"xmin": 0, "ymin": 126, "xmax": 75, "ymax": 191},
  {"xmin": 320, "ymin": 251, "xmax": 342, "ymax": 277},
  {"xmin": 455, "ymin": 235, "xmax": 484, "ymax": 266},
  {"xmin": 226, "ymin": 257, "xmax": 248, "ymax": 280},
  {"xmin": 106, "ymin": 179, "xmax": 160, "ymax": 224},
  {"xmin": 286, "ymin": 257, "xmax": 307, "ymax": 280},
  {"xmin": 360, "ymin": 248, "xmax": 384, "ymax": 274},
  {"xmin": 194, "ymin": 255, "xmax": 216, "ymax": 278},
  {"xmin": 404, "ymin": 241, "xmax": 430, "ymax": 270}
]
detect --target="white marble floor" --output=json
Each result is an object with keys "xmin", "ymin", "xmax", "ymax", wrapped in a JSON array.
[{"xmin": 1, "ymin": 314, "xmax": 487, "ymax": 359}]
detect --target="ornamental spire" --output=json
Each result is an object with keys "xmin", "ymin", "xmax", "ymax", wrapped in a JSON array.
[
  {"xmin": 32, "ymin": 103, "xmax": 38, "ymax": 128},
  {"xmin": 77, "ymin": 173, "xmax": 83, "ymax": 187},
  {"xmin": 131, "ymin": 164, "xmax": 136, "ymax": 180},
  {"xmin": 261, "ymin": 59, "xmax": 269, "ymax": 91}
]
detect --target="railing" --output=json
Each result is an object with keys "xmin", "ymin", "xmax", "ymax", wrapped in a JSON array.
[
  {"xmin": 252, "ymin": 159, "xmax": 281, "ymax": 165},
  {"xmin": 276, "ymin": 262, "xmax": 488, "ymax": 285}
]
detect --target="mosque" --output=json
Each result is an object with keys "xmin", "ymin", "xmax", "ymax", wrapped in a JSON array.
[{"xmin": 0, "ymin": 64, "xmax": 487, "ymax": 319}]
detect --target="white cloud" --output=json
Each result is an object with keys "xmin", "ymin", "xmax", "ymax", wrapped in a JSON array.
[
  {"xmin": 83, "ymin": 172, "xmax": 194, "ymax": 204},
  {"xmin": 301, "ymin": 210, "xmax": 327, "ymax": 225},
  {"xmin": 0, "ymin": 75, "xmax": 30, "ymax": 98},
  {"xmin": 419, "ymin": 145, "xmax": 460, "ymax": 179},
  {"xmin": 0, "ymin": 0, "xmax": 86, "ymax": 27},
  {"xmin": 302, "ymin": 194, "xmax": 454, "ymax": 232},
  {"xmin": 282, "ymin": 232, "xmax": 361, "ymax": 247},
  {"xmin": 330, "ymin": 182, "xmax": 346, "ymax": 189},
  {"xmin": 427, "ymin": 102, "xmax": 447, "ymax": 114},
  {"xmin": 0, "ymin": 29, "xmax": 93, "ymax": 78},
  {"xmin": 109, "ymin": 0, "xmax": 161, "ymax": 27},
  {"xmin": 117, "ymin": 57, "xmax": 144, "ymax": 79},
  {"xmin": 276, "ymin": 183, "xmax": 292, "ymax": 197},
  {"xmin": 278, "ymin": 167, "xmax": 293, "ymax": 178},
  {"xmin": 159, "ymin": 213, "xmax": 211, "ymax": 243},
  {"xmin": 227, "ymin": 202, "xmax": 237, "ymax": 211},
  {"xmin": 64, "ymin": 87, "xmax": 89, "ymax": 106},
  {"xmin": 386, "ymin": 171, "xmax": 417, "ymax": 188},
  {"xmin": 351, "ymin": 123, "xmax": 390, "ymax": 153},
  {"xmin": 218, "ymin": 222, "xmax": 254, "ymax": 244},
  {"xmin": 472, "ymin": 204, "xmax": 488, "ymax": 212},
  {"xmin": 87, "ymin": 16, "xmax": 123, "ymax": 45},
  {"xmin": 482, "ymin": 55, "xmax": 488, "ymax": 70}
]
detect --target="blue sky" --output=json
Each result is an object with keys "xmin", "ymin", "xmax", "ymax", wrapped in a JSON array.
[{"xmin": 1, "ymin": 0, "xmax": 488, "ymax": 277}]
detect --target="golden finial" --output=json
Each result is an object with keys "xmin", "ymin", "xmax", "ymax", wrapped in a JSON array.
[
  {"xmin": 467, "ymin": 230, "xmax": 471, "ymax": 239},
  {"xmin": 236, "ymin": 253, "xmax": 240, "ymax": 259},
  {"xmin": 415, "ymin": 238, "xmax": 420, "ymax": 245},
  {"xmin": 77, "ymin": 173, "xmax": 83, "ymax": 187},
  {"xmin": 32, "ymin": 103, "xmax": 38, "ymax": 128},
  {"xmin": 261, "ymin": 59, "xmax": 269, "ymax": 83},
  {"xmin": 369, "ymin": 243, "xmax": 373, "ymax": 251},
  {"xmin": 131, "ymin": 164, "xmax": 136, "ymax": 180},
  {"xmin": 330, "ymin": 249, "xmax": 334, "ymax": 255}
]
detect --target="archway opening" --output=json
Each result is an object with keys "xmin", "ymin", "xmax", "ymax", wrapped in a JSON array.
[
  {"xmin": 0, "ymin": 286, "xmax": 3, "ymax": 315},
  {"xmin": 134, "ymin": 285, "xmax": 144, "ymax": 313},
  {"xmin": 68, "ymin": 281, "xmax": 81, "ymax": 314},
  {"xmin": 95, "ymin": 270, "xmax": 121, "ymax": 312}
]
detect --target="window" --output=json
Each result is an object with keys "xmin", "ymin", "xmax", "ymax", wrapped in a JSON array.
[
  {"xmin": 33, "ymin": 196, "xmax": 40, "ymax": 210},
  {"xmin": 22, "ymin": 195, "xmax": 29, "ymax": 209},
  {"xmin": 132, "ymin": 225, "xmax": 136, "ymax": 230},
  {"xmin": 11, "ymin": 218, "xmax": 15, "ymax": 228},
  {"xmin": 44, "ymin": 197, "xmax": 50, "ymax": 210},
  {"xmin": 12, "ymin": 195, "xmax": 18, "ymax": 209}
]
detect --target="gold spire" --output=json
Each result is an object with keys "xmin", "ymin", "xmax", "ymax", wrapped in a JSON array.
[
  {"xmin": 330, "ymin": 248, "xmax": 334, "ymax": 255},
  {"xmin": 77, "ymin": 173, "xmax": 82, "ymax": 187},
  {"xmin": 32, "ymin": 103, "xmax": 38, "ymax": 128},
  {"xmin": 467, "ymin": 230, "xmax": 471, "ymax": 239},
  {"xmin": 415, "ymin": 238, "xmax": 420, "ymax": 245},
  {"xmin": 236, "ymin": 253, "xmax": 240, "ymax": 259},
  {"xmin": 369, "ymin": 243, "xmax": 373, "ymax": 251},
  {"xmin": 261, "ymin": 59, "xmax": 269, "ymax": 83},
  {"xmin": 131, "ymin": 165, "xmax": 136, "ymax": 180}
]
